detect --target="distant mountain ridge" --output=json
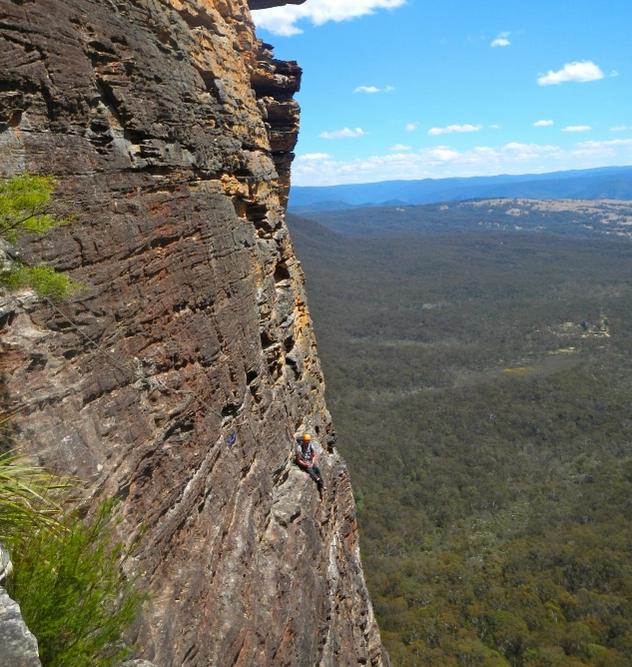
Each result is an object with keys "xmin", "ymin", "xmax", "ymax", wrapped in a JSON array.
[
  {"xmin": 289, "ymin": 165, "xmax": 632, "ymax": 212},
  {"xmin": 295, "ymin": 198, "xmax": 632, "ymax": 242}
]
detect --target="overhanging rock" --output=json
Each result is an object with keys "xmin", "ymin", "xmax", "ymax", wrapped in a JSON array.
[{"xmin": 249, "ymin": 0, "xmax": 306, "ymax": 9}]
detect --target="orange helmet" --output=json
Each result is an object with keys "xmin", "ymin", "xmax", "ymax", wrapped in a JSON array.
[{"xmin": 302, "ymin": 433, "xmax": 312, "ymax": 443}]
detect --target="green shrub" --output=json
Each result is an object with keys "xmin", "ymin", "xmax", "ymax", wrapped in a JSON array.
[
  {"xmin": 7, "ymin": 499, "xmax": 145, "ymax": 667},
  {"xmin": 0, "ymin": 449, "xmax": 65, "ymax": 545},
  {"xmin": 0, "ymin": 173, "xmax": 76, "ymax": 301},
  {"xmin": 0, "ymin": 450, "xmax": 143, "ymax": 666},
  {"xmin": 0, "ymin": 174, "xmax": 68, "ymax": 242},
  {"xmin": 1, "ymin": 264, "xmax": 79, "ymax": 301}
]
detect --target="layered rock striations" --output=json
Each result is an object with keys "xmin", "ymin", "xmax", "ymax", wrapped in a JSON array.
[{"xmin": 0, "ymin": 1, "xmax": 388, "ymax": 665}]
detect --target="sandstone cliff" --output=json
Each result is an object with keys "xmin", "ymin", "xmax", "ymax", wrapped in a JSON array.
[{"xmin": 0, "ymin": 0, "xmax": 388, "ymax": 665}]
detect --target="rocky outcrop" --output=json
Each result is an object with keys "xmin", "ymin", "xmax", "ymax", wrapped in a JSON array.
[
  {"xmin": 0, "ymin": 1, "xmax": 387, "ymax": 666},
  {"xmin": 249, "ymin": 0, "xmax": 306, "ymax": 9},
  {"xmin": 0, "ymin": 588, "xmax": 42, "ymax": 667},
  {"xmin": 251, "ymin": 43, "xmax": 302, "ymax": 209},
  {"xmin": 0, "ymin": 546, "xmax": 41, "ymax": 667}
]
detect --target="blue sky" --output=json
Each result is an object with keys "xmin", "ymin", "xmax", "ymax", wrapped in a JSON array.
[{"xmin": 252, "ymin": 0, "xmax": 632, "ymax": 186}]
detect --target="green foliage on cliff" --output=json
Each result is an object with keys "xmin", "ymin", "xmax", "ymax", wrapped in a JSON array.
[
  {"xmin": 7, "ymin": 499, "xmax": 145, "ymax": 667},
  {"xmin": 0, "ymin": 175, "xmax": 66, "ymax": 242},
  {"xmin": 2, "ymin": 264, "xmax": 79, "ymax": 301},
  {"xmin": 0, "ymin": 449, "xmax": 65, "ymax": 545},
  {"xmin": 0, "ymin": 447, "xmax": 144, "ymax": 667},
  {"xmin": 0, "ymin": 174, "xmax": 77, "ymax": 300},
  {"xmin": 290, "ymin": 211, "xmax": 632, "ymax": 666}
]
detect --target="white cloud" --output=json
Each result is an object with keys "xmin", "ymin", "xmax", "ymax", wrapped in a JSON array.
[
  {"xmin": 389, "ymin": 144, "xmax": 412, "ymax": 151},
  {"xmin": 428, "ymin": 146, "xmax": 461, "ymax": 161},
  {"xmin": 405, "ymin": 122, "xmax": 419, "ymax": 132},
  {"xmin": 291, "ymin": 139, "xmax": 632, "ymax": 186},
  {"xmin": 534, "ymin": 119, "xmax": 554, "ymax": 127},
  {"xmin": 354, "ymin": 85, "xmax": 395, "ymax": 94},
  {"xmin": 562, "ymin": 125, "xmax": 592, "ymax": 133},
  {"xmin": 354, "ymin": 85, "xmax": 380, "ymax": 94},
  {"xmin": 574, "ymin": 138, "xmax": 632, "ymax": 156},
  {"xmin": 491, "ymin": 32, "xmax": 511, "ymax": 47},
  {"xmin": 296, "ymin": 152, "xmax": 333, "ymax": 161},
  {"xmin": 319, "ymin": 127, "xmax": 365, "ymax": 139},
  {"xmin": 428, "ymin": 124, "xmax": 483, "ymax": 136},
  {"xmin": 537, "ymin": 60, "xmax": 605, "ymax": 86},
  {"xmin": 252, "ymin": 0, "xmax": 406, "ymax": 37},
  {"xmin": 610, "ymin": 125, "xmax": 631, "ymax": 132}
]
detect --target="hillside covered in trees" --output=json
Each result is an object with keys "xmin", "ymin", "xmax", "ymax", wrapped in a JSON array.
[{"xmin": 289, "ymin": 205, "xmax": 632, "ymax": 666}]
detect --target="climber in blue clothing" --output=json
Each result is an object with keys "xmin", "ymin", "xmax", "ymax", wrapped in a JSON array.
[{"xmin": 295, "ymin": 433, "xmax": 324, "ymax": 493}]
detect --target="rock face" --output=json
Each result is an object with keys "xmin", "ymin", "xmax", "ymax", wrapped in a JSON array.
[
  {"xmin": 0, "ymin": 587, "xmax": 42, "ymax": 667},
  {"xmin": 0, "ymin": 546, "xmax": 40, "ymax": 667},
  {"xmin": 0, "ymin": 1, "xmax": 388, "ymax": 666}
]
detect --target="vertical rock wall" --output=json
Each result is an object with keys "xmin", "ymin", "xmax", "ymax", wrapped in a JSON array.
[{"xmin": 0, "ymin": 0, "xmax": 388, "ymax": 665}]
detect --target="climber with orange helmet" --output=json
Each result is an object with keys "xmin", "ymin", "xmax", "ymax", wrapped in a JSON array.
[{"xmin": 295, "ymin": 432, "xmax": 324, "ymax": 493}]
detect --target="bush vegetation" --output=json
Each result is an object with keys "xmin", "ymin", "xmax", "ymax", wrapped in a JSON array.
[
  {"xmin": 0, "ymin": 448, "xmax": 144, "ymax": 666},
  {"xmin": 0, "ymin": 173, "xmax": 77, "ymax": 300},
  {"xmin": 290, "ymin": 210, "xmax": 632, "ymax": 666},
  {"xmin": 2, "ymin": 264, "xmax": 79, "ymax": 301},
  {"xmin": 0, "ymin": 448, "xmax": 65, "ymax": 546},
  {"xmin": 7, "ymin": 499, "xmax": 145, "ymax": 667}
]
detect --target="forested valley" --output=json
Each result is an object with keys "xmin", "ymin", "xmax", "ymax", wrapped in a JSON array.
[{"xmin": 289, "ymin": 204, "xmax": 632, "ymax": 666}]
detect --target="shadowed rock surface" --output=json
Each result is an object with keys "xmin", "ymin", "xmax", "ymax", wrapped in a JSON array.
[
  {"xmin": 0, "ymin": 587, "xmax": 42, "ymax": 667},
  {"xmin": 0, "ymin": 0, "xmax": 388, "ymax": 665},
  {"xmin": 250, "ymin": 0, "xmax": 306, "ymax": 8},
  {"xmin": 0, "ymin": 545, "xmax": 40, "ymax": 667}
]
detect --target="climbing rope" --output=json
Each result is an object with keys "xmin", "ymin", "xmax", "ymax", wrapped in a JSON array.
[
  {"xmin": 3, "ymin": 194, "xmax": 287, "ymax": 449},
  {"xmin": 44, "ymin": 296, "xmax": 134, "ymax": 378},
  {"xmin": 39, "ymin": 296, "xmax": 265, "ymax": 453}
]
